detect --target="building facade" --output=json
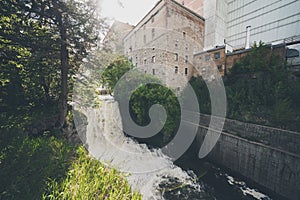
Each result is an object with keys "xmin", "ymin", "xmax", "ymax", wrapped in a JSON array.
[
  {"xmin": 103, "ymin": 21, "xmax": 134, "ymax": 54},
  {"xmin": 123, "ymin": 0, "xmax": 205, "ymax": 90},
  {"xmin": 175, "ymin": 0, "xmax": 300, "ymax": 50},
  {"xmin": 194, "ymin": 43, "xmax": 287, "ymax": 79}
]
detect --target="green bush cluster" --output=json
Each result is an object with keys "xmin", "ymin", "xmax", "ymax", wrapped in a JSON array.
[{"xmin": 190, "ymin": 42, "xmax": 300, "ymax": 131}]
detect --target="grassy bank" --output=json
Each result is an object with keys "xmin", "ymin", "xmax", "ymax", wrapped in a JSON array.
[{"xmin": 0, "ymin": 121, "xmax": 141, "ymax": 199}]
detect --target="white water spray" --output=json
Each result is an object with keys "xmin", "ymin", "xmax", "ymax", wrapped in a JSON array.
[{"xmin": 73, "ymin": 97, "xmax": 203, "ymax": 199}]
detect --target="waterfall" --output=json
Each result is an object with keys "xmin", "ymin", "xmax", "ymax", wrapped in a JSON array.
[{"xmin": 73, "ymin": 97, "xmax": 205, "ymax": 200}]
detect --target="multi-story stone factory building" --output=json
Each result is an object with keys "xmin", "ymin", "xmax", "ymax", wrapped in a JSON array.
[{"xmin": 123, "ymin": 0, "xmax": 205, "ymax": 90}]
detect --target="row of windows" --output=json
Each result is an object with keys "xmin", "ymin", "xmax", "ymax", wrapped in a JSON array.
[
  {"xmin": 133, "ymin": 54, "xmax": 189, "ymax": 63},
  {"xmin": 151, "ymin": 67, "xmax": 188, "ymax": 76},
  {"xmin": 174, "ymin": 53, "xmax": 189, "ymax": 63},
  {"xmin": 200, "ymin": 52, "xmax": 221, "ymax": 62}
]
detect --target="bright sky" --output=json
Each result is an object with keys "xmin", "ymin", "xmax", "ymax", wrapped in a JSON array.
[{"xmin": 100, "ymin": 0, "xmax": 158, "ymax": 25}]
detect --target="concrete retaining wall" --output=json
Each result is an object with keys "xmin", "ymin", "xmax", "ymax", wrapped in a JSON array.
[
  {"xmin": 198, "ymin": 113, "xmax": 300, "ymax": 155},
  {"xmin": 195, "ymin": 125, "xmax": 300, "ymax": 200}
]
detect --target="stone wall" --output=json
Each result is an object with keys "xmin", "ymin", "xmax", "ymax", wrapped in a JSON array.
[
  {"xmin": 194, "ymin": 114, "xmax": 300, "ymax": 200},
  {"xmin": 198, "ymin": 113, "xmax": 300, "ymax": 154}
]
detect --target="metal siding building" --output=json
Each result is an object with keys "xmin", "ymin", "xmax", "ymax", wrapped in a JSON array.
[{"xmin": 176, "ymin": 0, "xmax": 300, "ymax": 50}]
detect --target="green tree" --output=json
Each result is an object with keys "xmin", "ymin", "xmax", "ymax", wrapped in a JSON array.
[
  {"xmin": 0, "ymin": 0, "xmax": 106, "ymax": 129},
  {"xmin": 100, "ymin": 56, "xmax": 134, "ymax": 94},
  {"xmin": 129, "ymin": 83, "xmax": 180, "ymax": 146},
  {"xmin": 100, "ymin": 58, "xmax": 180, "ymax": 147},
  {"xmin": 225, "ymin": 42, "xmax": 298, "ymax": 128}
]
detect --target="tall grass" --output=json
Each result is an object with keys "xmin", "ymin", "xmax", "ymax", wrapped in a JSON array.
[
  {"xmin": 0, "ymin": 129, "xmax": 141, "ymax": 200},
  {"xmin": 43, "ymin": 146, "xmax": 142, "ymax": 200}
]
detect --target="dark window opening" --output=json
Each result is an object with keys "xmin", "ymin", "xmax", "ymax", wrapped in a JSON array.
[
  {"xmin": 175, "ymin": 53, "xmax": 178, "ymax": 61},
  {"xmin": 214, "ymin": 52, "xmax": 220, "ymax": 60},
  {"xmin": 175, "ymin": 66, "xmax": 178, "ymax": 74},
  {"xmin": 217, "ymin": 65, "xmax": 222, "ymax": 71},
  {"xmin": 152, "ymin": 56, "xmax": 156, "ymax": 63},
  {"xmin": 185, "ymin": 67, "xmax": 188, "ymax": 75}
]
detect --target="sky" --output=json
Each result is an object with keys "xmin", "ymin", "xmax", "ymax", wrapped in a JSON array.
[{"xmin": 99, "ymin": 0, "xmax": 158, "ymax": 26}]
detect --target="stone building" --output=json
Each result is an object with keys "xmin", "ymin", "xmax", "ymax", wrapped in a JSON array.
[
  {"xmin": 103, "ymin": 21, "xmax": 134, "ymax": 54},
  {"xmin": 194, "ymin": 45, "xmax": 226, "ymax": 80},
  {"xmin": 123, "ymin": 0, "xmax": 205, "ymax": 90}
]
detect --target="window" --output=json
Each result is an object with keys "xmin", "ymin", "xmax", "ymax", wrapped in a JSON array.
[
  {"xmin": 217, "ymin": 65, "xmax": 222, "ymax": 71},
  {"xmin": 183, "ymin": 32, "xmax": 186, "ymax": 39},
  {"xmin": 152, "ymin": 56, "xmax": 156, "ymax": 63},
  {"xmin": 152, "ymin": 69, "xmax": 155, "ymax": 75},
  {"xmin": 129, "ymin": 47, "xmax": 132, "ymax": 52},
  {"xmin": 135, "ymin": 63, "xmax": 138, "ymax": 67},
  {"xmin": 129, "ymin": 57, "xmax": 132, "ymax": 62},
  {"xmin": 152, "ymin": 28, "xmax": 155, "ymax": 39},
  {"xmin": 205, "ymin": 55, "xmax": 210, "ymax": 61},
  {"xmin": 185, "ymin": 55, "xmax": 188, "ymax": 63},
  {"xmin": 144, "ymin": 35, "xmax": 146, "ymax": 44},
  {"xmin": 175, "ymin": 66, "xmax": 178, "ymax": 74},
  {"xmin": 185, "ymin": 68, "xmax": 188, "ymax": 75},
  {"xmin": 144, "ymin": 59, "xmax": 147, "ymax": 65},
  {"xmin": 174, "ymin": 53, "xmax": 178, "ymax": 61},
  {"xmin": 214, "ymin": 52, "xmax": 220, "ymax": 60}
]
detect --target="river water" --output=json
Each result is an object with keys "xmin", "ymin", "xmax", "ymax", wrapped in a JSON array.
[{"xmin": 73, "ymin": 99, "xmax": 277, "ymax": 200}]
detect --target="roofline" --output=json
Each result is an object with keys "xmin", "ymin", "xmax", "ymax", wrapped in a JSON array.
[
  {"xmin": 194, "ymin": 45, "xmax": 226, "ymax": 56},
  {"xmin": 170, "ymin": 0, "xmax": 205, "ymax": 21},
  {"xmin": 124, "ymin": 0, "xmax": 205, "ymax": 40},
  {"xmin": 124, "ymin": 0, "xmax": 164, "ymax": 39},
  {"xmin": 103, "ymin": 20, "xmax": 134, "ymax": 42}
]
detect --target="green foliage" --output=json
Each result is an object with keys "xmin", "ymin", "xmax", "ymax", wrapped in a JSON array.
[
  {"xmin": 0, "ymin": 0, "xmax": 106, "ymax": 126},
  {"xmin": 225, "ymin": 42, "xmax": 298, "ymax": 128},
  {"xmin": 188, "ymin": 76, "xmax": 211, "ymax": 114},
  {"xmin": 0, "ymin": 130, "xmax": 75, "ymax": 199},
  {"xmin": 190, "ymin": 42, "xmax": 300, "ymax": 131},
  {"xmin": 43, "ymin": 147, "xmax": 142, "ymax": 200},
  {"xmin": 0, "ymin": 113, "xmax": 141, "ymax": 200},
  {"xmin": 130, "ymin": 84, "xmax": 180, "ymax": 146},
  {"xmin": 101, "ymin": 58, "xmax": 181, "ymax": 147},
  {"xmin": 100, "ymin": 56, "xmax": 134, "ymax": 93}
]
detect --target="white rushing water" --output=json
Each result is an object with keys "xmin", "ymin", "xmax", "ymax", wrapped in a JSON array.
[{"xmin": 73, "ymin": 98, "xmax": 202, "ymax": 200}]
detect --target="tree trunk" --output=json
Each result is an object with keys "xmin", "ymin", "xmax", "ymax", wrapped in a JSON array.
[{"xmin": 57, "ymin": 15, "xmax": 69, "ymax": 128}]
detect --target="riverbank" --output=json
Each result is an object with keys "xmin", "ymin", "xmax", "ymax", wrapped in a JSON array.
[{"xmin": 0, "ymin": 113, "xmax": 141, "ymax": 200}]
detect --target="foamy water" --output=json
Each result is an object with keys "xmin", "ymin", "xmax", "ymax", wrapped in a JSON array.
[{"xmin": 73, "ymin": 99, "xmax": 203, "ymax": 199}]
